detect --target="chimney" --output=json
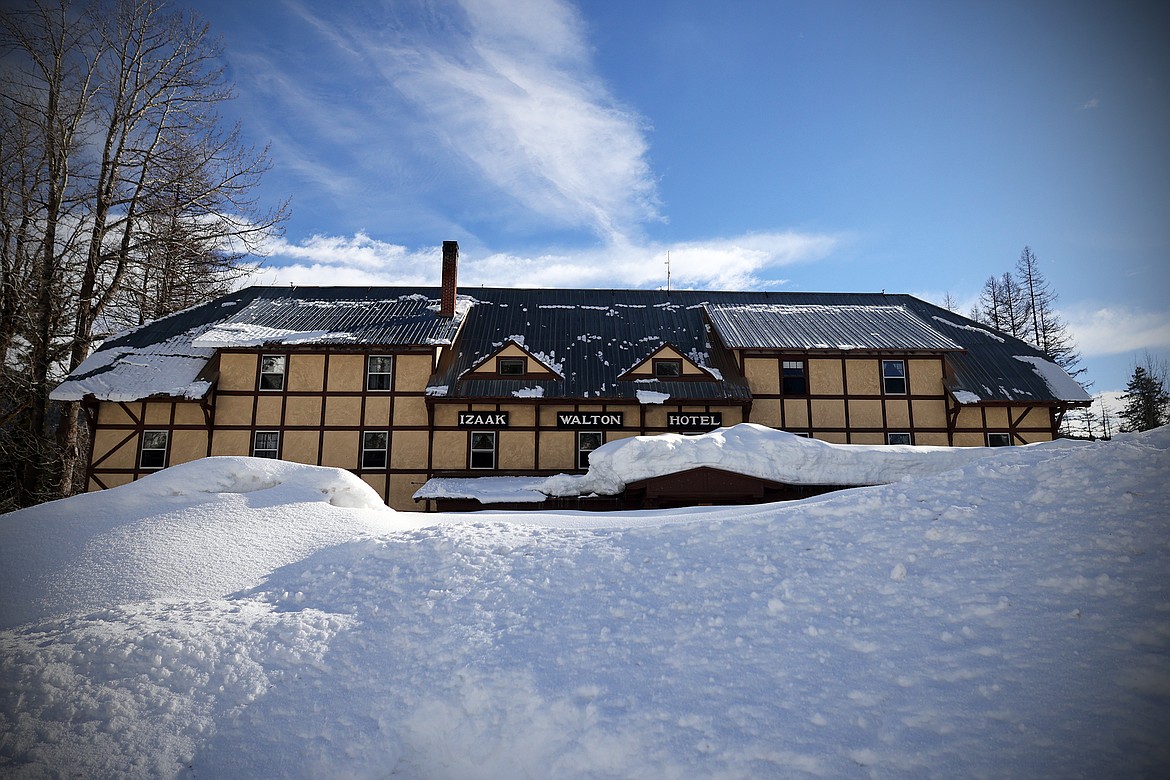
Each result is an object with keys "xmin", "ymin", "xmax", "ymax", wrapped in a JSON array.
[{"xmin": 440, "ymin": 240, "xmax": 458, "ymax": 318}]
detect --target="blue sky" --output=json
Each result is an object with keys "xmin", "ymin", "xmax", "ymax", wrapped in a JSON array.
[{"xmin": 198, "ymin": 0, "xmax": 1169, "ymax": 396}]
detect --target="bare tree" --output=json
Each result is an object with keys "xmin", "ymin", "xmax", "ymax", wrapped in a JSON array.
[
  {"xmin": 1014, "ymin": 246, "xmax": 1083, "ymax": 378},
  {"xmin": 973, "ymin": 272, "xmax": 1028, "ymax": 339},
  {"xmin": 1, "ymin": 0, "xmax": 286, "ymax": 507}
]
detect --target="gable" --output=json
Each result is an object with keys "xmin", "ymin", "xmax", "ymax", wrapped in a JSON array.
[
  {"xmin": 464, "ymin": 340, "xmax": 562, "ymax": 379},
  {"xmin": 619, "ymin": 343, "xmax": 715, "ymax": 380}
]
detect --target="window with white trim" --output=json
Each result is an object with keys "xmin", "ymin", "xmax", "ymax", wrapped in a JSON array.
[
  {"xmin": 987, "ymin": 432, "xmax": 1012, "ymax": 447},
  {"xmin": 139, "ymin": 430, "xmax": 169, "ymax": 469},
  {"xmin": 577, "ymin": 431, "xmax": 603, "ymax": 470},
  {"xmin": 253, "ymin": 430, "xmax": 280, "ymax": 459},
  {"xmin": 260, "ymin": 354, "xmax": 286, "ymax": 391},
  {"xmin": 367, "ymin": 356, "xmax": 394, "ymax": 391},
  {"xmin": 362, "ymin": 431, "xmax": 388, "ymax": 468},
  {"xmin": 882, "ymin": 359, "xmax": 907, "ymax": 395},
  {"xmin": 887, "ymin": 432, "xmax": 912, "ymax": 445},
  {"xmin": 470, "ymin": 431, "xmax": 496, "ymax": 469}
]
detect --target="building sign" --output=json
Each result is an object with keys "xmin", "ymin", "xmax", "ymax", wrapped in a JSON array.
[
  {"xmin": 556, "ymin": 411, "xmax": 624, "ymax": 429},
  {"xmin": 458, "ymin": 411, "xmax": 509, "ymax": 428},
  {"xmin": 667, "ymin": 412, "xmax": 723, "ymax": 431}
]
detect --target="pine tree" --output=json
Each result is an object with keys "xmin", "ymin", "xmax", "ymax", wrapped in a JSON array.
[{"xmin": 1118, "ymin": 362, "xmax": 1169, "ymax": 432}]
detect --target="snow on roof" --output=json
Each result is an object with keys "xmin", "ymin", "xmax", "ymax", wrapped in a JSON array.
[
  {"xmin": 51, "ymin": 287, "xmax": 474, "ymax": 402},
  {"xmin": 539, "ymin": 422, "xmax": 1086, "ymax": 497},
  {"xmin": 192, "ymin": 324, "xmax": 358, "ymax": 348},
  {"xmin": 412, "ymin": 476, "xmax": 551, "ymax": 503},
  {"xmin": 1013, "ymin": 355, "xmax": 1093, "ymax": 402},
  {"xmin": 52, "ymin": 328, "xmax": 218, "ymax": 402}
]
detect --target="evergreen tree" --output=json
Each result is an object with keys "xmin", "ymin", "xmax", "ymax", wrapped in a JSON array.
[{"xmin": 1118, "ymin": 362, "xmax": 1169, "ymax": 432}]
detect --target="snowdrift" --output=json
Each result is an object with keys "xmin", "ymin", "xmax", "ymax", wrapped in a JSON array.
[
  {"xmin": 0, "ymin": 457, "xmax": 397, "ymax": 629},
  {"xmin": 2, "ymin": 429, "xmax": 1169, "ymax": 777}
]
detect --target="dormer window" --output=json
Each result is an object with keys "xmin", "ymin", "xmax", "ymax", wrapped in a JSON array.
[
  {"xmin": 498, "ymin": 357, "xmax": 526, "ymax": 376},
  {"xmin": 653, "ymin": 358, "xmax": 682, "ymax": 378}
]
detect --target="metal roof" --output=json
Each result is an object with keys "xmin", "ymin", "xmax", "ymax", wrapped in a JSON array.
[
  {"xmin": 53, "ymin": 285, "xmax": 1090, "ymax": 406},
  {"xmin": 704, "ymin": 303, "xmax": 964, "ymax": 352},
  {"xmin": 430, "ymin": 288, "xmax": 751, "ymax": 403},
  {"xmin": 195, "ymin": 288, "xmax": 468, "ymax": 347}
]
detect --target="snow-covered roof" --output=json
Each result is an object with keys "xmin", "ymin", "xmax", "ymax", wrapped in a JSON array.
[
  {"xmin": 52, "ymin": 286, "xmax": 1090, "ymax": 407},
  {"xmin": 414, "ymin": 423, "xmax": 1090, "ymax": 503},
  {"xmin": 51, "ymin": 287, "xmax": 474, "ymax": 402},
  {"xmin": 539, "ymin": 423, "xmax": 1086, "ymax": 498}
]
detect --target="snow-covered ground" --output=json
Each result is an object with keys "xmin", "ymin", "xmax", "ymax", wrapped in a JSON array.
[{"xmin": 2, "ymin": 431, "xmax": 1169, "ymax": 778}]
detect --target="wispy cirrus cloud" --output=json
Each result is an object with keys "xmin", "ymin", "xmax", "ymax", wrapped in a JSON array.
[
  {"xmin": 243, "ymin": 0, "xmax": 658, "ymax": 245},
  {"xmin": 252, "ymin": 230, "xmax": 839, "ymax": 291}
]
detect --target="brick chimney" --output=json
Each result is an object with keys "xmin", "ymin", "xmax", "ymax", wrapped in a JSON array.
[{"xmin": 440, "ymin": 240, "xmax": 458, "ymax": 318}]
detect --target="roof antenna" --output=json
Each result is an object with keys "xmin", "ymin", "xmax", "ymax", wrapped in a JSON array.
[{"xmin": 665, "ymin": 250, "xmax": 671, "ymax": 293}]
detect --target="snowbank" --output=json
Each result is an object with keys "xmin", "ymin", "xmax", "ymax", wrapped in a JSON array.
[
  {"xmin": 2, "ymin": 429, "xmax": 1169, "ymax": 777},
  {"xmin": 0, "ymin": 457, "xmax": 398, "ymax": 629},
  {"xmin": 540, "ymin": 422, "xmax": 1084, "ymax": 496}
]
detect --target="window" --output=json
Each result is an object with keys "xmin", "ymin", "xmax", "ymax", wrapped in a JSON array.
[
  {"xmin": 139, "ymin": 430, "xmax": 169, "ymax": 469},
  {"xmin": 577, "ymin": 431, "xmax": 603, "ymax": 470},
  {"xmin": 498, "ymin": 357, "xmax": 526, "ymax": 376},
  {"xmin": 782, "ymin": 360, "xmax": 807, "ymax": 395},
  {"xmin": 654, "ymin": 358, "xmax": 682, "ymax": 378},
  {"xmin": 887, "ymin": 432, "xmax": 912, "ymax": 446},
  {"xmin": 786, "ymin": 431, "xmax": 811, "ymax": 438},
  {"xmin": 260, "ymin": 354, "xmax": 286, "ymax": 391},
  {"xmin": 362, "ymin": 431, "xmax": 388, "ymax": 468},
  {"xmin": 470, "ymin": 431, "xmax": 496, "ymax": 469},
  {"xmin": 253, "ymin": 431, "xmax": 280, "ymax": 459},
  {"xmin": 882, "ymin": 360, "xmax": 907, "ymax": 395},
  {"xmin": 367, "ymin": 356, "xmax": 394, "ymax": 391},
  {"xmin": 987, "ymin": 433, "xmax": 1012, "ymax": 447}
]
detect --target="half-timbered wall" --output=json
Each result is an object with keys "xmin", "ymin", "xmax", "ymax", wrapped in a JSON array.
[
  {"xmin": 738, "ymin": 351, "xmax": 1057, "ymax": 445},
  {"xmin": 86, "ymin": 399, "xmax": 211, "ymax": 490},
  {"xmin": 85, "ymin": 345, "xmax": 1060, "ymax": 512}
]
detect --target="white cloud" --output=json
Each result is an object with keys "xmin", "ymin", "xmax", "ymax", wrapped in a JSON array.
[
  {"xmin": 387, "ymin": 0, "xmax": 659, "ymax": 242},
  {"xmin": 1080, "ymin": 97, "xmax": 1100, "ymax": 110},
  {"xmin": 251, "ymin": 231, "xmax": 839, "ymax": 291},
  {"xmin": 259, "ymin": 0, "xmax": 658, "ymax": 244},
  {"xmin": 1065, "ymin": 305, "xmax": 1170, "ymax": 357}
]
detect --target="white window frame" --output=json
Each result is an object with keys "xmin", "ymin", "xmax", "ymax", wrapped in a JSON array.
[
  {"xmin": 470, "ymin": 431, "xmax": 496, "ymax": 470},
  {"xmin": 139, "ymin": 430, "xmax": 169, "ymax": 469},
  {"xmin": 362, "ymin": 430, "xmax": 389, "ymax": 468},
  {"xmin": 577, "ymin": 431, "xmax": 603, "ymax": 470},
  {"xmin": 887, "ymin": 432, "xmax": 912, "ymax": 446},
  {"xmin": 366, "ymin": 355, "xmax": 394, "ymax": 391},
  {"xmin": 253, "ymin": 430, "xmax": 280, "ymax": 459},
  {"xmin": 987, "ymin": 432, "xmax": 1012, "ymax": 447},
  {"xmin": 260, "ymin": 354, "xmax": 286, "ymax": 391},
  {"xmin": 882, "ymin": 359, "xmax": 907, "ymax": 395}
]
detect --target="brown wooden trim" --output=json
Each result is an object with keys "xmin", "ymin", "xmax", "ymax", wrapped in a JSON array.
[{"xmin": 92, "ymin": 429, "xmax": 139, "ymax": 469}]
